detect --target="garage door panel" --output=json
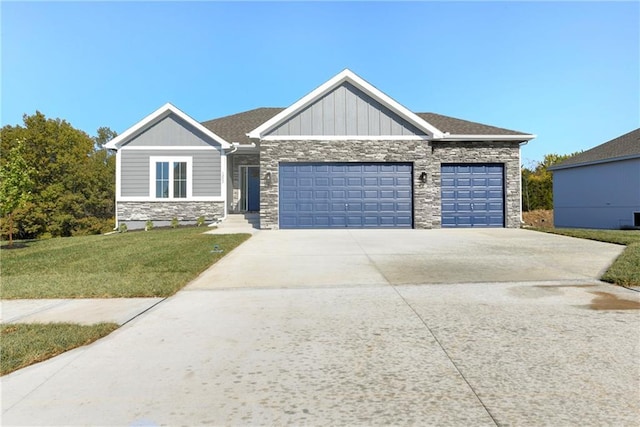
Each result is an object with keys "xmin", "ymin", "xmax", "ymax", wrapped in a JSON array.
[
  {"xmin": 441, "ymin": 164, "xmax": 504, "ymax": 228},
  {"xmin": 280, "ymin": 163, "xmax": 412, "ymax": 229}
]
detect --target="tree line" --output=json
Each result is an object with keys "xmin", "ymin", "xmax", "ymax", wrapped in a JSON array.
[
  {"xmin": 1, "ymin": 112, "xmax": 116, "ymax": 243},
  {"xmin": 521, "ymin": 153, "xmax": 577, "ymax": 212}
]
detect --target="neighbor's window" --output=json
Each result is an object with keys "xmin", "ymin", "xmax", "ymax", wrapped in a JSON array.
[{"xmin": 151, "ymin": 157, "xmax": 191, "ymax": 199}]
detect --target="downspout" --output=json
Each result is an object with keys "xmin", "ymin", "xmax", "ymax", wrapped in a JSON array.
[
  {"xmin": 518, "ymin": 139, "xmax": 529, "ymax": 226},
  {"xmin": 223, "ymin": 144, "xmax": 239, "ymax": 219}
]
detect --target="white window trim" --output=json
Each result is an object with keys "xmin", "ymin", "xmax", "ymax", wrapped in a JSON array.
[{"xmin": 149, "ymin": 156, "xmax": 193, "ymax": 199}]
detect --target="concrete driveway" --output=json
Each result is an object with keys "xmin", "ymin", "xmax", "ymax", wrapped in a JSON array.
[{"xmin": 2, "ymin": 229, "xmax": 639, "ymax": 426}]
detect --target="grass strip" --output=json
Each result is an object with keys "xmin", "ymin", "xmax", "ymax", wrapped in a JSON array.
[
  {"xmin": 1, "ymin": 322, "xmax": 118, "ymax": 376},
  {"xmin": 534, "ymin": 228, "xmax": 640, "ymax": 287},
  {"xmin": 1, "ymin": 227, "xmax": 251, "ymax": 298}
]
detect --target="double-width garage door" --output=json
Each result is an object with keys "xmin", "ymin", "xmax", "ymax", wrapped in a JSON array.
[
  {"xmin": 279, "ymin": 163, "xmax": 412, "ymax": 229},
  {"xmin": 441, "ymin": 164, "xmax": 505, "ymax": 227}
]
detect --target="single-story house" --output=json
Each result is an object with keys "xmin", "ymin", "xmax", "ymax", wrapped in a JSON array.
[
  {"xmin": 549, "ymin": 128, "xmax": 640, "ymax": 229},
  {"xmin": 105, "ymin": 69, "xmax": 535, "ymax": 230}
]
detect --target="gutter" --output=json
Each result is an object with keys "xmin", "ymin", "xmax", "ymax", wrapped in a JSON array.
[{"xmin": 434, "ymin": 133, "xmax": 537, "ymax": 142}]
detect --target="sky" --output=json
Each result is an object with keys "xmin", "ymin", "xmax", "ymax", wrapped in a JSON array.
[{"xmin": 2, "ymin": 1, "xmax": 638, "ymax": 166}]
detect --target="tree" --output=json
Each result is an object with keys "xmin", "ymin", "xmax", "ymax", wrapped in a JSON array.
[
  {"xmin": 0, "ymin": 139, "xmax": 34, "ymax": 246},
  {"xmin": 1, "ymin": 112, "xmax": 117, "ymax": 239},
  {"xmin": 521, "ymin": 153, "xmax": 578, "ymax": 211}
]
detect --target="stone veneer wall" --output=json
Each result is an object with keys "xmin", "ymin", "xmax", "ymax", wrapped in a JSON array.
[
  {"xmin": 259, "ymin": 139, "xmax": 431, "ymax": 229},
  {"xmin": 118, "ymin": 201, "xmax": 225, "ymax": 225},
  {"xmin": 430, "ymin": 141, "xmax": 522, "ymax": 228},
  {"xmin": 259, "ymin": 139, "xmax": 523, "ymax": 230}
]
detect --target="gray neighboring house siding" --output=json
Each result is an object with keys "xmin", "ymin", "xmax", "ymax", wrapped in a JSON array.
[
  {"xmin": 553, "ymin": 159, "xmax": 639, "ymax": 229},
  {"xmin": 115, "ymin": 111, "xmax": 226, "ymax": 229},
  {"xmin": 551, "ymin": 128, "xmax": 640, "ymax": 229}
]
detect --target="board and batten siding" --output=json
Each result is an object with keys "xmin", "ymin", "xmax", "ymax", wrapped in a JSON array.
[
  {"xmin": 267, "ymin": 82, "xmax": 426, "ymax": 137},
  {"xmin": 120, "ymin": 149, "xmax": 221, "ymax": 197},
  {"xmin": 125, "ymin": 113, "xmax": 218, "ymax": 148}
]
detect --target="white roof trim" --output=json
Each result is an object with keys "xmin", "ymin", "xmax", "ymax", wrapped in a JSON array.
[
  {"xmin": 260, "ymin": 135, "xmax": 431, "ymax": 141},
  {"xmin": 548, "ymin": 153, "xmax": 640, "ymax": 171},
  {"xmin": 435, "ymin": 134, "xmax": 537, "ymax": 142},
  {"xmin": 247, "ymin": 69, "xmax": 444, "ymax": 140},
  {"xmin": 105, "ymin": 103, "xmax": 231, "ymax": 150}
]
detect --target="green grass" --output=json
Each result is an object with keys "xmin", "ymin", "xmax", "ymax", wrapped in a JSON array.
[
  {"xmin": 535, "ymin": 228, "xmax": 640, "ymax": 287},
  {"xmin": 1, "ymin": 323, "xmax": 119, "ymax": 376},
  {"xmin": 1, "ymin": 227, "xmax": 251, "ymax": 299}
]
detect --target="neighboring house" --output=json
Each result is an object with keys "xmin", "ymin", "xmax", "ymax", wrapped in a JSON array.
[
  {"xmin": 106, "ymin": 69, "xmax": 535, "ymax": 230},
  {"xmin": 549, "ymin": 128, "xmax": 640, "ymax": 229}
]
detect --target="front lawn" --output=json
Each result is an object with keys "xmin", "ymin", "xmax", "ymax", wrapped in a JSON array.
[
  {"xmin": 1, "ymin": 323, "xmax": 119, "ymax": 375},
  {"xmin": 535, "ymin": 228, "xmax": 640, "ymax": 287},
  {"xmin": 1, "ymin": 227, "xmax": 251, "ymax": 298}
]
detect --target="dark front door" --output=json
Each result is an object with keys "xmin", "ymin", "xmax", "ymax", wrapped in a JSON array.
[{"xmin": 247, "ymin": 167, "xmax": 260, "ymax": 211}]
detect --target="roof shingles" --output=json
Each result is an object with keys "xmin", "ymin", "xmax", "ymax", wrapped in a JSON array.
[
  {"xmin": 551, "ymin": 128, "xmax": 640, "ymax": 170},
  {"xmin": 201, "ymin": 108, "xmax": 530, "ymax": 144}
]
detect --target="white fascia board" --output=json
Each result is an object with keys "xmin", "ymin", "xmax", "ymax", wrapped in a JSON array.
[
  {"xmin": 434, "ymin": 134, "xmax": 537, "ymax": 142},
  {"xmin": 105, "ymin": 103, "xmax": 231, "ymax": 150},
  {"xmin": 548, "ymin": 154, "xmax": 640, "ymax": 171},
  {"xmin": 117, "ymin": 196, "xmax": 226, "ymax": 202},
  {"xmin": 259, "ymin": 135, "xmax": 430, "ymax": 141},
  {"xmin": 247, "ymin": 69, "xmax": 444, "ymax": 140},
  {"xmin": 120, "ymin": 145, "xmax": 221, "ymax": 151}
]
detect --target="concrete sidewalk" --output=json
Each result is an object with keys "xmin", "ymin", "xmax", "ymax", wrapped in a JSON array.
[{"xmin": 0, "ymin": 298, "xmax": 164, "ymax": 325}]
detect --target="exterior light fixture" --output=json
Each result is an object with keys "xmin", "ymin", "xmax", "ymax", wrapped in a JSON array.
[
  {"xmin": 265, "ymin": 171, "xmax": 272, "ymax": 185},
  {"xmin": 419, "ymin": 172, "xmax": 427, "ymax": 184}
]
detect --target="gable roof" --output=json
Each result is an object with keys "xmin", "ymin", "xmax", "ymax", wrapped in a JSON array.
[
  {"xmin": 247, "ymin": 69, "xmax": 444, "ymax": 140},
  {"xmin": 416, "ymin": 113, "xmax": 529, "ymax": 137},
  {"xmin": 105, "ymin": 103, "xmax": 231, "ymax": 150},
  {"xmin": 549, "ymin": 128, "xmax": 640, "ymax": 170},
  {"xmin": 203, "ymin": 108, "xmax": 532, "ymax": 144},
  {"xmin": 202, "ymin": 108, "xmax": 283, "ymax": 145}
]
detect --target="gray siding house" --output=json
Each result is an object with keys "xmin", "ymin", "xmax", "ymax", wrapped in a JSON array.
[
  {"xmin": 550, "ymin": 128, "xmax": 640, "ymax": 229},
  {"xmin": 106, "ymin": 69, "xmax": 535, "ymax": 230}
]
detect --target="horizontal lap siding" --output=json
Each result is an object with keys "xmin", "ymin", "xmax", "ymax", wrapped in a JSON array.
[
  {"xmin": 121, "ymin": 150, "xmax": 221, "ymax": 197},
  {"xmin": 121, "ymin": 151, "xmax": 149, "ymax": 196}
]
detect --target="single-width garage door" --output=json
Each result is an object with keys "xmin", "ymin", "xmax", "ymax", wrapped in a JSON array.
[
  {"xmin": 280, "ymin": 163, "xmax": 412, "ymax": 229},
  {"xmin": 441, "ymin": 164, "xmax": 504, "ymax": 227}
]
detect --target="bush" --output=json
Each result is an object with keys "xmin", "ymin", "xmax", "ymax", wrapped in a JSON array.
[
  {"xmin": 171, "ymin": 217, "xmax": 179, "ymax": 228},
  {"xmin": 145, "ymin": 220, "xmax": 154, "ymax": 231}
]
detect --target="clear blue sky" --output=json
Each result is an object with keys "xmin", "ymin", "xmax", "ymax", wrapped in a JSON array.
[{"xmin": 2, "ymin": 1, "xmax": 638, "ymax": 165}]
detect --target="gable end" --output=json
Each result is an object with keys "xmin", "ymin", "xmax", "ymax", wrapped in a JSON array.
[{"xmin": 267, "ymin": 82, "xmax": 426, "ymax": 137}]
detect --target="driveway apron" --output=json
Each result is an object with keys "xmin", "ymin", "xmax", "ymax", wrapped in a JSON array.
[{"xmin": 2, "ymin": 229, "xmax": 638, "ymax": 426}]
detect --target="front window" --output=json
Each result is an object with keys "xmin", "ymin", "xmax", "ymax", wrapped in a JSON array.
[
  {"xmin": 150, "ymin": 157, "xmax": 191, "ymax": 199},
  {"xmin": 173, "ymin": 162, "xmax": 187, "ymax": 198},
  {"xmin": 156, "ymin": 162, "xmax": 169, "ymax": 198}
]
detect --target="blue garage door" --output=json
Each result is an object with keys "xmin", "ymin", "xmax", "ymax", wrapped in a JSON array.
[
  {"xmin": 279, "ymin": 163, "xmax": 413, "ymax": 229},
  {"xmin": 441, "ymin": 164, "xmax": 504, "ymax": 228}
]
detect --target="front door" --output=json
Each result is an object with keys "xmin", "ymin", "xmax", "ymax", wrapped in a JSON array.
[{"xmin": 246, "ymin": 167, "xmax": 260, "ymax": 212}]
